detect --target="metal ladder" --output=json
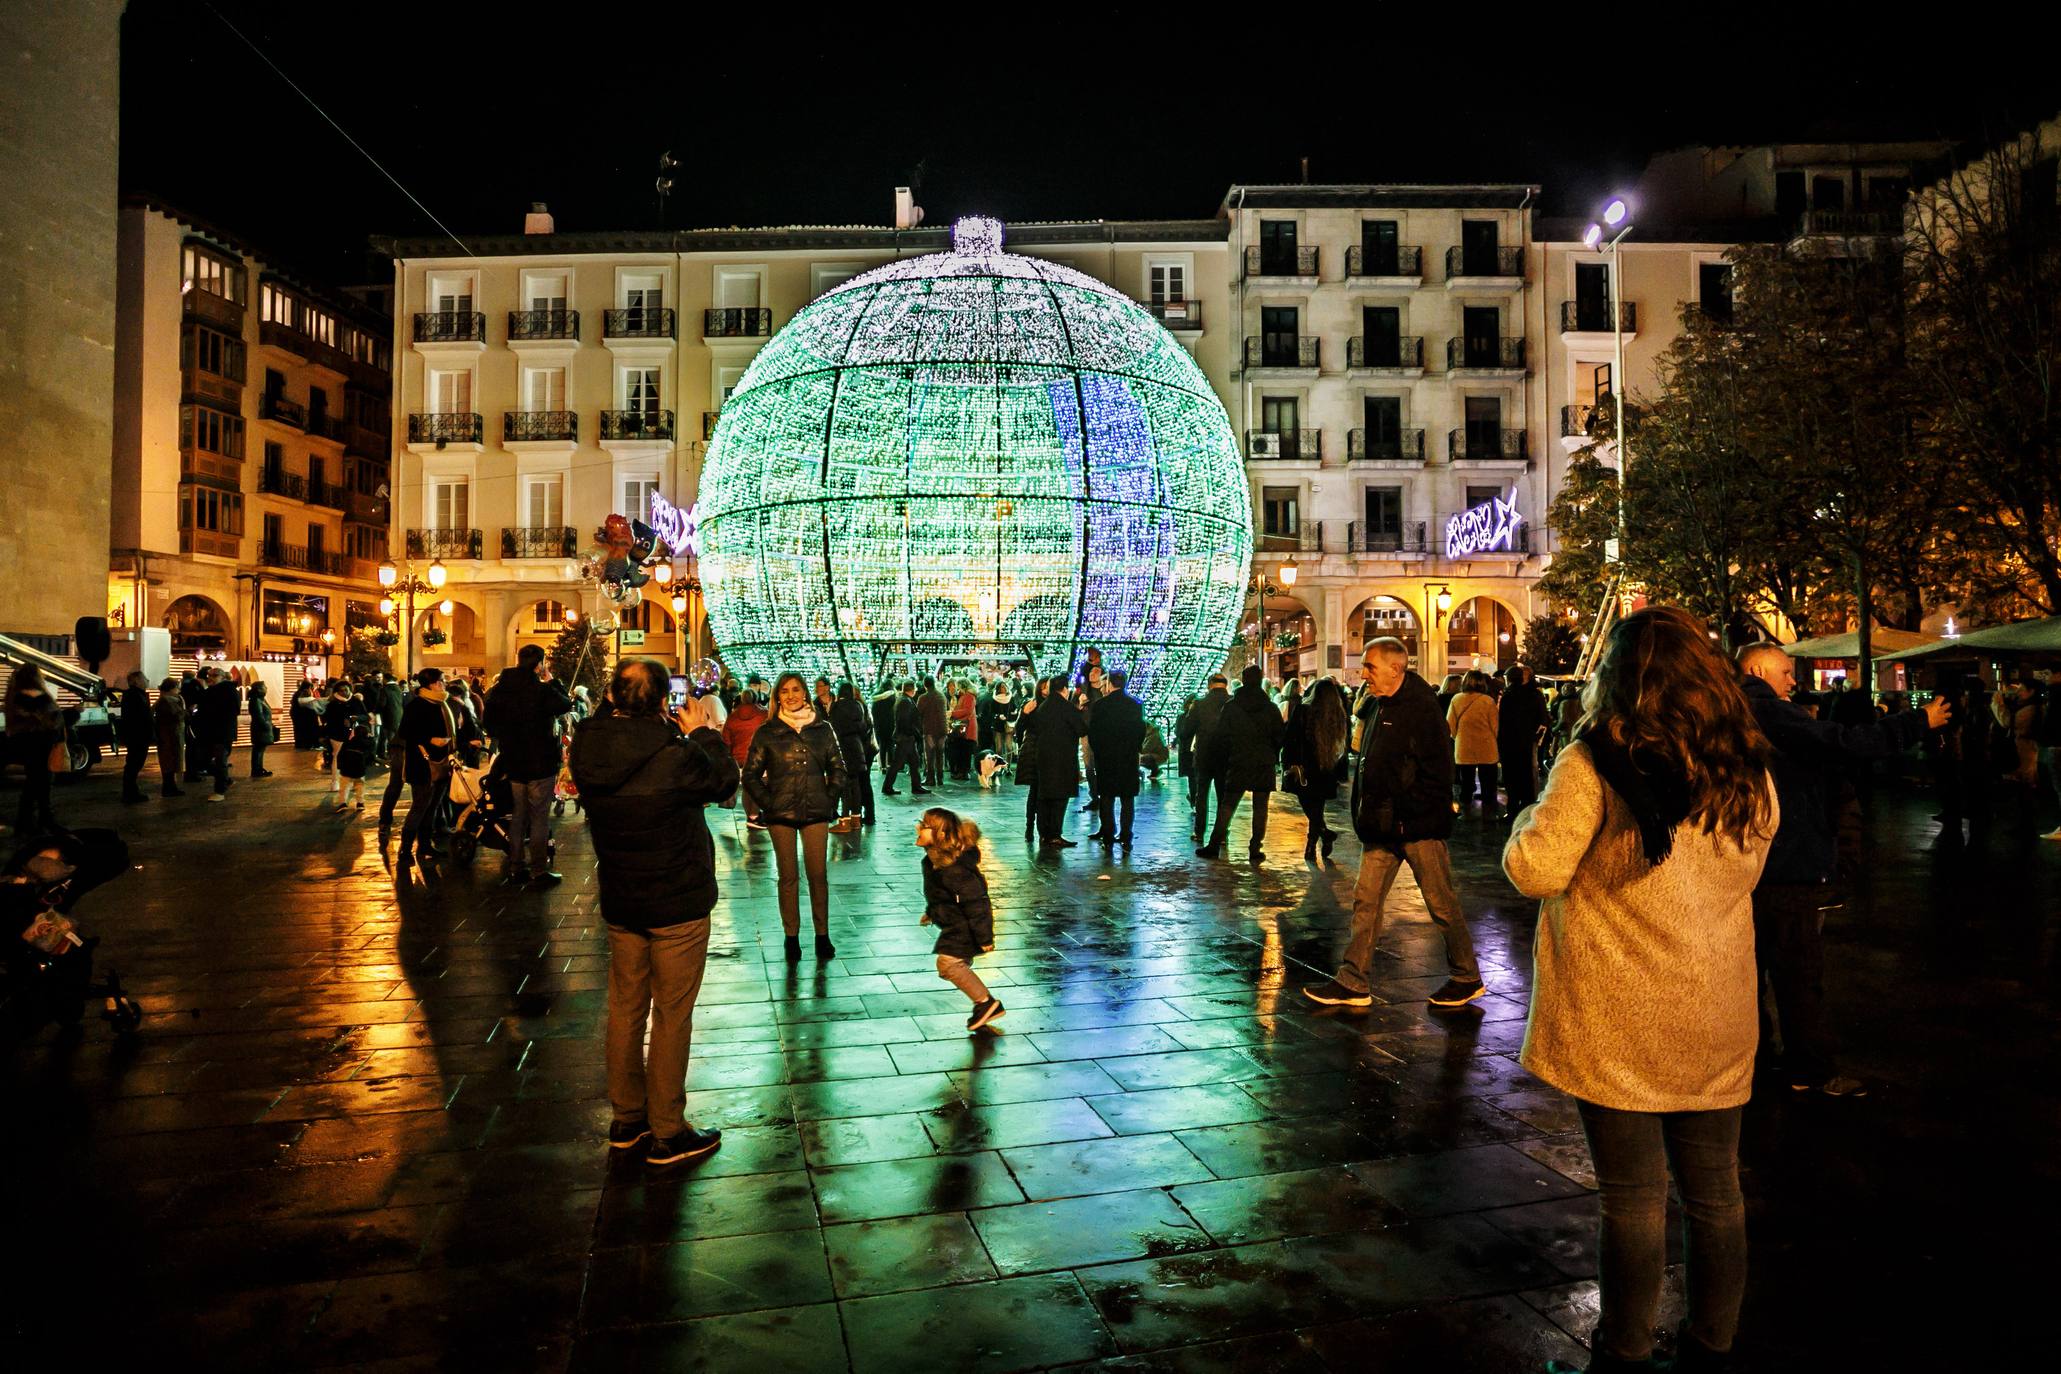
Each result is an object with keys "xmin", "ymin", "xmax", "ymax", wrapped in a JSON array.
[{"xmin": 1570, "ymin": 570, "xmax": 1624, "ymax": 680}]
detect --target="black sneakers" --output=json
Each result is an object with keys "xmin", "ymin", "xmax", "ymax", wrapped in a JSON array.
[
  {"xmin": 967, "ymin": 998, "xmax": 1006, "ymax": 1031},
  {"xmin": 1428, "ymin": 979, "xmax": 1487, "ymax": 1008},
  {"xmin": 646, "ymin": 1127, "xmax": 722, "ymax": 1166},
  {"xmin": 607, "ymin": 1119, "xmax": 651, "ymax": 1150},
  {"xmin": 1301, "ymin": 980, "xmax": 1373, "ymax": 1008},
  {"xmin": 815, "ymin": 934, "xmax": 836, "ymax": 960}
]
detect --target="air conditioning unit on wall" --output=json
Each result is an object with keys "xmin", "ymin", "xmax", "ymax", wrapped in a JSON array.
[{"xmin": 1250, "ymin": 432, "xmax": 1282, "ymax": 459}]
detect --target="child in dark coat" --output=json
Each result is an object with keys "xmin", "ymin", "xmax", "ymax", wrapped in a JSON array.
[
  {"xmin": 334, "ymin": 721, "xmax": 374, "ymax": 812},
  {"xmin": 916, "ymin": 807, "xmax": 1002, "ymax": 1030}
]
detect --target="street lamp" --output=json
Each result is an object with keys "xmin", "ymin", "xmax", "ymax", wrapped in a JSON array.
[
  {"xmin": 377, "ymin": 556, "xmax": 449, "ymax": 680},
  {"xmin": 1246, "ymin": 560, "xmax": 1296, "ymax": 686},
  {"xmin": 654, "ymin": 559, "xmax": 704, "ymax": 669},
  {"xmin": 1583, "ymin": 195, "xmax": 1635, "ymax": 562}
]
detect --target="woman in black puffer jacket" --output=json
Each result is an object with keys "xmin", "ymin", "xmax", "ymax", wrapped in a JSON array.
[{"xmin": 742, "ymin": 671, "xmax": 847, "ymax": 962}]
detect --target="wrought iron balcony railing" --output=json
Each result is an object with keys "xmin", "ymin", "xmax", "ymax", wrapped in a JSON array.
[
  {"xmin": 1245, "ymin": 245, "xmax": 1319, "ymax": 278},
  {"xmin": 603, "ymin": 307, "xmax": 675, "ymax": 339},
  {"xmin": 1346, "ymin": 520, "xmax": 1431, "ymax": 554},
  {"xmin": 1246, "ymin": 429, "xmax": 1319, "ymax": 461},
  {"xmin": 1348, "ymin": 427, "xmax": 1427, "ymax": 462},
  {"xmin": 413, "ymin": 311, "xmax": 487, "ymax": 343},
  {"xmin": 1446, "ymin": 336, "xmax": 1527, "ymax": 371},
  {"xmin": 501, "ymin": 526, "xmax": 577, "ymax": 559},
  {"xmin": 259, "ymin": 393, "xmax": 306, "ymax": 428},
  {"xmin": 1445, "ymin": 245, "xmax": 1524, "ymax": 279},
  {"xmin": 704, "ymin": 308, "xmax": 772, "ymax": 338},
  {"xmin": 406, "ymin": 527, "xmax": 483, "ymax": 559},
  {"xmin": 504, "ymin": 410, "xmax": 578, "ymax": 443},
  {"xmin": 1144, "ymin": 299, "xmax": 1202, "ymax": 328},
  {"xmin": 1448, "ymin": 427, "xmax": 1527, "ymax": 462},
  {"xmin": 306, "ymin": 411, "xmax": 345, "ymax": 442},
  {"xmin": 1244, "ymin": 336, "xmax": 1318, "ymax": 369},
  {"xmin": 259, "ymin": 541, "xmax": 347, "ymax": 576},
  {"xmin": 407, "ymin": 412, "xmax": 484, "ymax": 445},
  {"xmin": 1345, "ymin": 244, "xmax": 1423, "ymax": 277},
  {"xmin": 508, "ymin": 308, "xmax": 579, "ymax": 341},
  {"xmin": 1347, "ymin": 335, "xmax": 1423, "ymax": 369},
  {"xmin": 1799, "ymin": 208, "xmax": 1901, "ymax": 237},
  {"xmin": 1561, "ymin": 404, "xmax": 1597, "ymax": 439},
  {"xmin": 1560, "ymin": 300, "xmax": 1637, "ymax": 333},
  {"xmin": 258, "ymin": 466, "xmax": 305, "ymax": 501},
  {"xmin": 599, "ymin": 409, "xmax": 675, "ymax": 441}
]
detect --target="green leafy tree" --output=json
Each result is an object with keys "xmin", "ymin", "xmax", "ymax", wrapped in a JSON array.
[
  {"xmin": 1535, "ymin": 445, "xmax": 1620, "ymax": 623},
  {"xmin": 549, "ymin": 615, "xmax": 614, "ymax": 701},
  {"xmin": 1517, "ymin": 614, "xmax": 1581, "ymax": 674},
  {"xmin": 344, "ymin": 628, "xmax": 393, "ymax": 679}
]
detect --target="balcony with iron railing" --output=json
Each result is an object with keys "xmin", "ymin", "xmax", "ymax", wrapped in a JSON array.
[
  {"xmin": 599, "ymin": 409, "xmax": 675, "ymax": 442},
  {"xmin": 1144, "ymin": 299, "xmax": 1203, "ymax": 329},
  {"xmin": 259, "ymin": 541, "xmax": 347, "ymax": 576},
  {"xmin": 1244, "ymin": 245, "xmax": 1319, "ymax": 279},
  {"xmin": 256, "ymin": 467, "xmax": 348, "ymax": 508},
  {"xmin": 1347, "ymin": 335, "xmax": 1424, "ymax": 370},
  {"xmin": 258, "ymin": 392, "xmax": 306, "ymax": 429},
  {"xmin": 501, "ymin": 526, "xmax": 578, "ymax": 559},
  {"xmin": 1560, "ymin": 300, "xmax": 1638, "ymax": 334},
  {"xmin": 1246, "ymin": 429, "xmax": 1320, "ymax": 461},
  {"xmin": 1445, "ymin": 245, "xmax": 1524, "ymax": 281},
  {"xmin": 407, "ymin": 412, "xmax": 484, "ymax": 445},
  {"xmin": 259, "ymin": 320, "xmax": 352, "ymax": 374},
  {"xmin": 1243, "ymin": 336, "xmax": 1319, "ymax": 370},
  {"xmin": 307, "ymin": 411, "xmax": 346, "ymax": 443},
  {"xmin": 1446, "ymin": 336, "xmax": 1527, "ymax": 372},
  {"xmin": 504, "ymin": 410, "xmax": 578, "ymax": 443},
  {"xmin": 1259, "ymin": 521, "xmax": 1329, "ymax": 554},
  {"xmin": 1345, "ymin": 245, "xmax": 1423, "ymax": 278},
  {"xmin": 412, "ymin": 311, "xmax": 487, "ymax": 343},
  {"xmin": 603, "ymin": 307, "xmax": 675, "ymax": 340},
  {"xmin": 406, "ymin": 528, "xmax": 483, "ymax": 559},
  {"xmin": 508, "ymin": 308, "xmax": 579, "ymax": 341},
  {"xmin": 1345, "ymin": 520, "xmax": 1431, "ymax": 555},
  {"xmin": 705, "ymin": 308, "xmax": 772, "ymax": 338},
  {"xmin": 1797, "ymin": 208, "xmax": 1902, "ymax": 238},
  {"xmin": 1448, "ymin": 427, "xmax": 1527, "ymax": 462},
  {"xmin": 1348, "ymin": 427, "xmax": 1426, "ymax": 463},
  {"xmin": 1561, "ymin": 404, "xmax": 1598, "ymax": 440}
]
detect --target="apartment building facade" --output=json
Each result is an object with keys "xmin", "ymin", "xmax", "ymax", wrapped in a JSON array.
[
  {"xmin": 381, "ymin": 211, "xmax": 1233, "ymax": 675},
  {"xmin": 109, "ymin": 199, "xmax": 394, "ymax": 669}
]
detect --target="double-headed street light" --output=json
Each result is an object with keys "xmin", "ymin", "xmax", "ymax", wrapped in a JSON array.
[
  {"xmin": 1583, "ymin": 196, "xmax": 1634, "ymax": 562},
  {"xmin": 376, "ymin": 556, "xmax": 447, "ymax": 680},
  {"xmin": 1248, "ymin": 555, "xmax": 1298, "ymax": 684},
  {"xmin": 649, "ymin": 554, "xmax": 705, "ymax": 670}
]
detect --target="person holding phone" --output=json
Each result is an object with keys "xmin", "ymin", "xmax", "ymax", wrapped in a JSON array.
[
  {"xmin": 484, "ymin": 644, "xmax": 575, "ymax": 886},
  {"xmin": 742, "ymin": 672, "xmax": 847, "ymax": 960}
]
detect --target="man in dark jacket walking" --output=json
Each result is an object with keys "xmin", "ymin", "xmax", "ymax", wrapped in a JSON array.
[
  {"xmin": 1306, "ymin": 638, "xmax": 1484, "ymax": 1009},
  {"xmin": 1086, "ymin": 672, "xmax": 1146, "ymax": 845},
  {"xmin": 883, "ymin": 681, "xmax": 930, "ymax": 796},
  {"xmin": 572, "ymin": 658, "xmax": 739, "ymax": 1166},
  {"xmin": 870, "ymin": 685, "xmax": 898, "ymax": 782},
  {"xmin": 484, "ymin": 644, "xmax": 574, "ymax": 886},
  {"xmin": 1181, "ymin": 674, "xmax": 1231, "ymax": 841},
  {"xmin": 179, "ymin": 671, "xmax": 205, "ymax": 781},
  {"xmin": 396, "ymin": 669, "xmax": 455, "ymax": 874},
  {"xmin": 1197, "ymin": 666, "xmax": 1285, "ymax": 860},
  {"xmin": 1029, "ymin": 682, "xmax": 1087, "ymax": 849},
  {"xmin": 1497, "ymin": 665, "xmax": 1550, "ymax": 818},
  {"xmin": 1739, "ymin": 644, "xmax": 1947, "ymax": 1097},
  {"xmin": 118, "ymin": 671, "xmax": 155, "ymax": 803},
  {"xmin": 917, "ymin": 678, "xmax": 948, "ymax": 787},
  {"xmin": 194, "ymin": 668, "xmax": 242, "ymax": 801}
]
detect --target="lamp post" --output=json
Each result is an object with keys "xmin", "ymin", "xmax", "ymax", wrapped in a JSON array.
[
  {"xmin": 650, "ymin": 553, "xmax": 704, "ymax": 670},
  {"xmin": 1424, "ymin": 582, "xmax": 1453, "ymax": 677},
  {"xmin": 1248, "ymin": 555, "xmax": 1298, "ymax": 685},
  {"xmin": 1582, "ymin": 196, "xmax": 1634, "ymax": 561},
  {"xmin": 376, "ymin": 556, "xmax": 447, "ymax": 681}
]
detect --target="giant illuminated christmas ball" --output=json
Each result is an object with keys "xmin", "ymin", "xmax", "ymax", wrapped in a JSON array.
[{"xmin": 696, "ymin": 215, "xmax": 1253, "ymax": 718}]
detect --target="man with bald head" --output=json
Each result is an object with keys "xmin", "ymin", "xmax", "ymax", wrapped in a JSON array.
[{"xmin": 1737, "ymin": 642, "xmax": 1949, "ymax": 1099}]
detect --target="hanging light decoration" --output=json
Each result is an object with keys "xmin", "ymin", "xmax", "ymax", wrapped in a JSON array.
[{"xmin": 697, "ymin": 215, "xmax": 1252, "ymax": 718}]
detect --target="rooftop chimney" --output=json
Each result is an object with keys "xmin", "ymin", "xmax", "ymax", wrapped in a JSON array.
[
  {"xmin": 894, "ymin": 187, "xmax": 924, "ymax": 230},
  {"xmin": 524, "ymin": 202, "xmax": 554, "ymax": 235}
]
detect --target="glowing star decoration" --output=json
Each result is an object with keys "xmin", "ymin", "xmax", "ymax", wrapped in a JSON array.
[
  {"xmin": 695, "ymin": 214, "xmax": 1253, "ymax": 720},
  {"xmin": 648, "ymin": 492, "xmax": 699, "ymax": 560},
  {"xmin": 1445, "ymin": 491, "xmax": 1524, "ymax": 558}
]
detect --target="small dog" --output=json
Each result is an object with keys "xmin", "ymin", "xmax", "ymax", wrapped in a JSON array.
[{"xmin": 976, "ymin": 750, "xmax": 1007, "ymax": 788}]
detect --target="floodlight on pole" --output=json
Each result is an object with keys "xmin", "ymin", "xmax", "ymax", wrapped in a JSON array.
[
  {"xmin": 1603, "ymin": 198, "xmax": 1629, "ymax": 226},
  {"xmin": 1583, "ymin": 224, "xmax": 1603, "ymax": 249}
]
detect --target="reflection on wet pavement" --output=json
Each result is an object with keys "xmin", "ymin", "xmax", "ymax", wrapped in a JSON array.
[{"xmin": 7, "ymin": 763, "xmax": 2057, "ymax": 1369}]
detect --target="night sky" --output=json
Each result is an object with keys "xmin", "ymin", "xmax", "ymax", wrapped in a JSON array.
[{"xmin": 121, "ymin": 1, "xmax": 2061, "ymax": 289}]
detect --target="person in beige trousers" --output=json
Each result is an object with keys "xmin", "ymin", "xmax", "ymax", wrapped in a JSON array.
[{"xmin": 1503, "ymin": 607, "xmax": 1778, "ymax": 1374}]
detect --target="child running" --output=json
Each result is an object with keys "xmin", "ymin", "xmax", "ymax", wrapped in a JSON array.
[
  {"xmin": 334, "ymin": 719, "xmax": 373, "ymax": 813},
  {"xmin": 916, "ymin": 807, "xmax": 1003, "ymax": 1030}
]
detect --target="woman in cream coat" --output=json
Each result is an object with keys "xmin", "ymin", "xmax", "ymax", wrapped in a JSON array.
[{"xmin": 1504, "ymin": 607, "xmax": 1777, "ymax": 1374}]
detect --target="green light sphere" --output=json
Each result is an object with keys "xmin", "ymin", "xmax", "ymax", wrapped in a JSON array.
[{"xmin": 697, "ymin": 216, "xmax": 1252, "ymax": 717}]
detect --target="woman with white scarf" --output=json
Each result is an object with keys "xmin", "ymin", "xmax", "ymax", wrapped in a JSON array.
[{"xmin": 741, "ymin": 671, "xmax": 847, "ymax": 961}]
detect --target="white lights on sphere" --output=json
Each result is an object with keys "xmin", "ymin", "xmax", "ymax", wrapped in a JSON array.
[{"xmin": 696, "ymin": 215, "xmax": 1253, "ymax": 718}]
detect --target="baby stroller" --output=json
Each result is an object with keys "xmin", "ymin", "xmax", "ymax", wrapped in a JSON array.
[
  {"xmin": 3, "ymin": 827, "xmax": 143, "ymax": 1039},
  {"xmin": 448, "ymin": 755, "xmax": 557, "ymax": 871}
]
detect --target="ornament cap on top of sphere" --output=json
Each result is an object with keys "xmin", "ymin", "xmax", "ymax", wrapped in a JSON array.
[{"xmin": 951, "ymin": 215, "xmax": 1004, "ymax": 256}]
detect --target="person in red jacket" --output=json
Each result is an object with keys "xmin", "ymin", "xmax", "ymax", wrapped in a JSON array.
[{"xmin": 721, "ymin": 686, "xmax": 768, "ymax": 826}]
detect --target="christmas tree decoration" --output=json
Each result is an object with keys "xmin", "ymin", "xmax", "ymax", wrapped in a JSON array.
[{"xmin": 697, "ymin": 215, "xmax": 1252, "ymax": 719}]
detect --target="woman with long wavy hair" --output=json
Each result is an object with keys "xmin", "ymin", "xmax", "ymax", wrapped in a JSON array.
[
  {"xmin": 1503, "ymin": 606, "xmax": 1777, "ymax": 1374},
  {"xmin": 1281, "ymin": 676, "xmax": 1349, "ymax": 860}
]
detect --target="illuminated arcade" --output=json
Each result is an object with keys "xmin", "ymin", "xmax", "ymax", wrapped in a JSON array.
[{"xmin": 694, "ymin": 216, "xmax": 1253, "ymax": 718}]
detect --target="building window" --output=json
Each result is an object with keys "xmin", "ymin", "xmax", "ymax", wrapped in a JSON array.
[
  {"xmin": 179, "ymin": 484, "xmax": 243, "ymax": 534},
  {"xmin": 180, "ymin": 404, "xmax": 245, "ymax": 460},
  {"xmin": 524, "ymin": 473, "xmax": 565, "ymax": 529},
  {"xmin": 622, "ymin": 274, "xmax": 664, "ymax": 328},
  {"xmin": 623, "ymin": 367, "xmax": 660, "ymax": 413},
  {"xmin": 1260, "ymin": 396, "xmax": 1298, "ymax": 434},
  {"xmin": 261, "ymin": 589, "xmax": 329, "ymax": 637},
  {"xmin": 524, "ymin": 272, "xmax": 568, "ymax": 312},
  {"xmin": 523, "ymin": 366, "xmax": 567, "ymax": 412},
  {"xmin": 1258, "ymin": 220, "xmax": 1298, "ymax": 275},
  {"xmin": 1364, "ymin": 486, "xmax": 1402, "ymax": 537},
  {"xmin": 1811, "ymin": 175, "xmax": 1845, "ymax": 211},
  {"xmin": 810, "ymin": 263, "xmax": 859, "ymax": 299},
  {"xmin": 1465, "ymin": 484, "xmax": 1503, "ymax": 510},
  {"xmin": 182, "ymin": 245, "xmax": 246, "ymax": 304},
  {"xmin": 182, "ymin": 325, "xmax": 246, "ymax": 382},
  {"xmin": 429, "ymin": 479, "xmax": 470, "ymax": 530},
  {"xmin": 1698, "ymin": 263, "xmax": 1733, "ymax": 323},
  {"xmin": 1262, "ymin": 486, "xmax": 1299, "ymax": 537},
  {"xmin": 427, "ymin": 273, "xmax": 474, "ymax": 314},
  {"xmin": 1147, "ymin": 261, "xmax": 1186, "ymax": 305},
  {"xmin": 1260, "ymin": 307, "xmax": 1300, "ymax": 367},
  {"xmin": 429, "ymin": 369, "xmax": 472, "ymax": 413},
  {"xmin": 621, "ymin": 474, "xmax": 658, "ymax": 520}
]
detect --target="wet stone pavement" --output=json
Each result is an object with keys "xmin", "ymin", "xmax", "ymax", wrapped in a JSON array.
[{"xmin": 6, "ymin": 753, "xmax": 2059, "ymax": 1371}]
